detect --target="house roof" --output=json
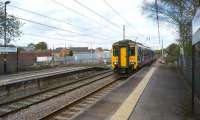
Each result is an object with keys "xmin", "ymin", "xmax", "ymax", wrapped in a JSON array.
[{"xmin": 70, "ymin": 47, "xmax": 89, "ymax": 52}]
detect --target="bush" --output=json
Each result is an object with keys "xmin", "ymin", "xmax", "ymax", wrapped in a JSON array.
[{"xmin": 166, "ymin": 43, "xmax": 180, "ymax": 63}]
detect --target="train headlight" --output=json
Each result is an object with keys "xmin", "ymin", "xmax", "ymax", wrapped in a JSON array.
[
  {"xmin": 129, "ymin": 62, "xmax": 134, "ymax": 65},
  {"xmin": 114, "ymin": 62, "xmax": 118, "ymax": 65}
]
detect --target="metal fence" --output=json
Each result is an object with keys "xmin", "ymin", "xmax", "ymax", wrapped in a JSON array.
[
  {"xmin": 193, "ymin": 8, "xmax": 200, "ymax": 105},
  {"xmin": 178, "ymin": 55, "xmax": 192, "ymax": 84},
  {"xmin": 37, "ymin": 52, "xmax": 111, "ymax": 64},
  {"xmin": 193, "ymin": 45, "xmax": 200, "ymax": 98},
  {"xmin": 0, "ymin": 51, "xmax": 111, "ymax": 75}
]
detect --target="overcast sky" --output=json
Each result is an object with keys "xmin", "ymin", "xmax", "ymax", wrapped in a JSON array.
[{"xmin": 6, "ymin": 0, "xmax": 177, "ymax": 50}]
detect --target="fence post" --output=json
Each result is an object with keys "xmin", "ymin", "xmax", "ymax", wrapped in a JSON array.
[
  {"xmin": 192, "ymin": 45, "xmax": 195, "ymax": 116},
  {"xmin": 16, "ymin": 48, "xmax": 19, "ymax": 72}
]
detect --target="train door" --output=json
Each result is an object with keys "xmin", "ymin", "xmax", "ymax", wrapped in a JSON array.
[{"xmin": 120, "ymin": 47, "xmax": 127, "ymax": 67}]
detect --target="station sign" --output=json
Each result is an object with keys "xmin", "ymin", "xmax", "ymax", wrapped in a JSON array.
[{"xmin": 0, "ymin": 47, "xmax": 17, "ymax": 53}]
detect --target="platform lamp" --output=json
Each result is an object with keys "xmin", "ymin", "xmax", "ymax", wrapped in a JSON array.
[{"xmin": 3, "ymin": 1, "xmax": 10, "ymax": 74}]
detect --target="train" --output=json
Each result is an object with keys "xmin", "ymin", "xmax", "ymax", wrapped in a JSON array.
[{"xmin": 111, "ymin": 39, "xmax": 156, "ymax": 73}]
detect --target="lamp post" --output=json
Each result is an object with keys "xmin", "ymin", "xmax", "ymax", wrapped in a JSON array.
[{"xmin": 3, "ymin": 1, "xmax": 10, "ymax": 74}]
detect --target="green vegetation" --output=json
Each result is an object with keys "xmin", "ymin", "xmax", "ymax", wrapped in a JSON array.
[
  {"xmin": 0, "ymin": 1, "xmax": 23, "ymax": 44},
  {"xmin": 142, "ymin": 0, "xmax": 199, "ymax": 57},
  {"xmin": 166, "ymin": 43, "xmax": 179, "ymax": 63},
  {"xmin": 27, "ymin": 43, "xmax": 35, "ymax": 49},
  {"xmin": 69, "ymin": 50, "xmax": 73, "ymax": 56},
  {"xmin": 26, "ymin": 42, "xmax": 48, "ymax": 51},
  {"xmin": 35, "ymin": 42, "xmax": 48, "ymax": 51}
]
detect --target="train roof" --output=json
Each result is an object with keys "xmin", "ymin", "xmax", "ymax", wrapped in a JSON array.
[
  {"xmin": 113, "ymin": 39, "xmax": 152, "ymax": 50},
  {"xmin": 113, "ymin": 39, "xmax": 136, "ymax": 45}
]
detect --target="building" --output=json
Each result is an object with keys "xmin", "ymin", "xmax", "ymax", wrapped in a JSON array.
[
  {"xmin": 54, "ymin": 47, "xmax": 71, "ymax": 57},
  {"xmin": 70, "ymin": 47, "xmax": 94, "ymax": 54}
]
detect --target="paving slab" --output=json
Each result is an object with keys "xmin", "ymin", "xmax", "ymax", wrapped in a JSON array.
[{"xmin": 129, "ymin": 64, "xmax": 191, "ymax": 120}]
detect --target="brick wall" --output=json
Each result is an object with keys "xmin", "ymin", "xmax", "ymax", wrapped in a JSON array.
[{"xmin": 0, "ymin": 51, "xmax": 52, "ymax": 74}]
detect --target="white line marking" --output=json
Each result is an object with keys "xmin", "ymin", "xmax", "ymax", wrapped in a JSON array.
[{"xmin": 110, "ymin": 66, "xmax": 157, "ymax": 120}]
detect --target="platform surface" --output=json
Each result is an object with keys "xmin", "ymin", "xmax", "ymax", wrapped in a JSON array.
[{"xmin": 128, "ymin": 64, "xmax": 191, "ymax": 120}]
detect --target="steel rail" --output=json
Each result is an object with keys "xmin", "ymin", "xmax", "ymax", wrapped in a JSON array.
[
  {"xmin": 40, "ymin": 76, "xmax": 125, "ymax": 120},
  {"xmin": 0, "ymin": 70, "xmax": 113, "ymax": 117}
]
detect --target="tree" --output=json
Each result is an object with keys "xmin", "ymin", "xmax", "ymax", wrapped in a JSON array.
[
  {"xmin": 167, "ymin": 43, "xmax": 179, "ymax": 56},
  {"xmin": 27, "ymin": 43, "xmax": 35, "ymax": 49},
  {"xmin": 69, "ymin": 50, "xmax": 73, "ymax": 56},
  {"xmin": 35, "ymin": 42, "xmax": 47, "ymax": 51},
  {"xmin": 142, "ymin": 0, "xmax": 199, "ymax": 56},
  {"xmin": 0, "ymin": 1, "xmax": 23, "ymax": 44},
  {"xmin": 143, "ymin": 0, "xmax": 198, "ymax": 24},
  {"xmin": 166, "ymin": 43, "xmax": 180, "ymax": 63}
]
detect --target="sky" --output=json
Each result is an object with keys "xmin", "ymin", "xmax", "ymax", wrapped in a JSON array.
[{"xmin": 5, "ymin": 0, "xmax": 177, "ymax": 50}]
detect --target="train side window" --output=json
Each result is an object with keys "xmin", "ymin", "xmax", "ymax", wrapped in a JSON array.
[
  {"xmin": 113, "ymin": 48, "xmax": 118, "ymax": 56},
  {"xmin": 129, "ymin": 47, "xmax": 135, "ymax": 56},
  {"xmin": 143, "ymin": 49, "xmax": 148, "ymax": 56}
]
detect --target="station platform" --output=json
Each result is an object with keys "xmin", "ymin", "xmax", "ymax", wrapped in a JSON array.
[
  {"xmin": 127, "ymin": 63, "xmax": 191, "ymax": 120},
  {"xmin": 74, "ymin": 60, "xmax": 192, "ymax": 120},
  {"xmin": 0, "ymin": 66, "xmax": 89, "ymax": 86}
]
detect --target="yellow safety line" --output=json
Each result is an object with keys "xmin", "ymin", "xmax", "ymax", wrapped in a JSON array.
[{"xmin": 110, "ymin": 66, "xmax": 157, "ymax": 120}]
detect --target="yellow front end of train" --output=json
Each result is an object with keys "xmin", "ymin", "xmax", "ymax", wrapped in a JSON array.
[
  {"xmin": 111, "ymin": 40, "xmax": 138, "ymax": 73},
  {"xmin": 112, "ymin": 39, "xmax": 155, "ymax": 74}
]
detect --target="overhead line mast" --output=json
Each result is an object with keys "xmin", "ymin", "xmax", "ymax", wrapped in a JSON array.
[{"xmin": 155, "ymin": 0, "xmax": 163, "ymax": 55}]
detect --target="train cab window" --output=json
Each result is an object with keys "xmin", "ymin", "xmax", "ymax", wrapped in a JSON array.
[
  {"xmin": 129, "ymin": 47, "xmax": 135, "ymax": 56},
  {"xmin": 113, "ymin": 48, "xmax": 118, "ymax": 56}
]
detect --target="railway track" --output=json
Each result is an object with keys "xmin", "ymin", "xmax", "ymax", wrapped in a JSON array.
[
  {"xmin": 40, "ymin": 76, "xmax": 126, "ymax": 120},
  {"xmin": 0, "ymin": 70, "xmax": 113, "ymax": 117}
]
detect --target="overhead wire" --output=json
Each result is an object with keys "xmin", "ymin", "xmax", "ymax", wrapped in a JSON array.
[
  {"xmin": 51, "ymin": 0, "xmax": 121, "ymax": 33},
  {"xmin": 72, "ymin": 0, "xmax": 139, "ymax": 40},
  {"xmin": 72, "ymin": 0, "xmax": 122, "ymax": 29},
  {"xmin": 8, "ymin": 4, "xmax": 97, "ymax": 31},
  {"xmin": 103, "ymin": 0, "xmax": 142, "ymax": 36},
  {"xmin": 155, "ymin": 0, "xmax": 161, "ymax": 44},
  {"xmin": 23, "ymin": 32, "xmax": 110, "ymax": 45},
  {"xmin": 7, "ymin": 4, "xmax": 124, "ymax": 46},
  {"xmin": 51, "ymin": 0, "xmax": 129, "ymax": 40},
  {"xmin": 15, "ymin": 16, "xmax": 113, "ymax": 40},
  {"xmin": 10, "ymin": 0, "xmax": 145, "ymax": 47},
  {"xmin": 9, "ymin": 4, "xmax": 122, "ymax": 39}
]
